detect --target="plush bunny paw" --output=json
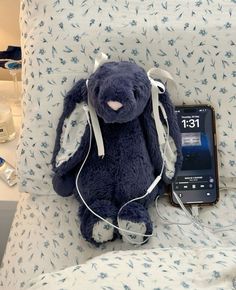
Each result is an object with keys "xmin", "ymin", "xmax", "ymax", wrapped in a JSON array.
[
  {"xmin": 79, "ymin": 199, "xmax": 118, "ymax": 246},
  {"xmin": 118, "ymin": 202, "xmax": 153, "ymax": 244},
  {"xmin": 92, "ymin": 219, "xmax": 114, "ymax": 243},
  {"xmin": 118, "ymin": 220, "xmax": 147, "ymax": 244}
]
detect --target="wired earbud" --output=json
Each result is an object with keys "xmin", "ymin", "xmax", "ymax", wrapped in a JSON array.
[{"xmin": 76, "ymin": 105, "xmax": 168, "ymax": 244}]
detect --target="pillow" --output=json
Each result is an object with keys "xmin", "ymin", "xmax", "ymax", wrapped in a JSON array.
[{"xmin": 18, "ymin": 0, "xmax": 236, "ymax": 195}]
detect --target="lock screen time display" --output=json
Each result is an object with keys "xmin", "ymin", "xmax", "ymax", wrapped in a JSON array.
[{"xmin": 181, "ymin": 118, "xmax": 200, "ymax": 128}]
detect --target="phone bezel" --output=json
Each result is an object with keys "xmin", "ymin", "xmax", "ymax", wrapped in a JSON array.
[{"xmin": 170, "ymin": 104, "xmax": 219, "ymax": 207}]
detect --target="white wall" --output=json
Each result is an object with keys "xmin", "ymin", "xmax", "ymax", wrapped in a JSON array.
[{"xmin": 0, "ymin": 0, "xmax": 21, "ymax": 80}]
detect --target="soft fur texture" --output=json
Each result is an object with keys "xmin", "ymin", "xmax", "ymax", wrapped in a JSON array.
[{"xmin": 52, "ymin": 61, "xmax": 182, "ymax": 246}]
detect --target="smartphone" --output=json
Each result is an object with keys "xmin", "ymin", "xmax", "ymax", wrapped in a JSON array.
[{"xmin": 170, "ymin": 105, "xmax": 219, "ymax": 206}]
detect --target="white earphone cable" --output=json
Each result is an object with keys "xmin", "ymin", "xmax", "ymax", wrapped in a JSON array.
[
  {"xmin": 155, "ymin": 195, "xmax": 192, "ymax": 226},
  {"xmin": 75, "ymin": 104, "xmax": 168, "ymax": 243},
  {"xmin": 117, "ymin": 107, "xmax": 170, "ymax": 244},
  {"xmin": 155, "ymin": 186, "xmax": 236, "ymax": 232},
  {"xmin": 76, "ymin": 67, "xmax": 236, "ymax": 245}
]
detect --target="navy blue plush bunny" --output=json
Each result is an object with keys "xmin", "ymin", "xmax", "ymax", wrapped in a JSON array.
[{"xmin": 52, "ymin": 61, "xmax": 182, "ymax": 246}]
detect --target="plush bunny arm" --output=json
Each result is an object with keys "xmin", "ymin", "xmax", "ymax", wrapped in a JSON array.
[{"xmin": 52, "ymin": 171, "xmax": 75, "ymax": 197}]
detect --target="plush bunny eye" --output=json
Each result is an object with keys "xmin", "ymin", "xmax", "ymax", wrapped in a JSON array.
[
  {"xmin": 133, "ymin": 88, "xmax": 138, "ymax": 99},
  {"xmin": 94, "ymin": 86, "xmax": 100, "ymax": 96}
]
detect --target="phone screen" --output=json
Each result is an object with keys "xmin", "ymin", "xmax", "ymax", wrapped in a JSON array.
[{"xmin": 171, "ymin": 105, "xmax": 219, "ymax": 205}]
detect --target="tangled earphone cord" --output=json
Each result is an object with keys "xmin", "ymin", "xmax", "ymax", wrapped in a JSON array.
[
  {"xmin": 76, "ymin": 105, "xmax": 236, "ymax": 245},
  {"xmin": 155, "ymin": 188, "xmax": 236, "ymax": 232},
  {"xmin": 73, "ymin": 53, "xmax": 236, "ymax": 245},
  {"xmin": 76, "ymin": 102, "xmax": 170, "ymax": 245},
  {"xmin": 117, "ymin": 108, "xmax": 170, "ymax": 245},
  {"xmin": 76, "ymin": 105, "xmax": 156, "ymax": 240}
]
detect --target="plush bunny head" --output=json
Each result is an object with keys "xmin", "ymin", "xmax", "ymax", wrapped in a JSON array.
[
  {"xmin": 87, "ymin": 61, "xmax": 151, "ymax": 123},
  {"xmin": 52, "ymin": 59, "xmax": 182, "ymax": 185}
]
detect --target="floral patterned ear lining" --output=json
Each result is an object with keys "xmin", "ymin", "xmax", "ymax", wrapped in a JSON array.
[{"xmin": 54, "ymin": 103, "xmax": 88, "ymax": 169}]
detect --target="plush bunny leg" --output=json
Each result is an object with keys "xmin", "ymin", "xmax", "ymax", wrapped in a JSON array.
[
  {"xmin": 79, "ymin": 200, "xmax": 118, "ymax": 246},
  {"xmin": 118, "ymin": 202, "xmax": 153, "ymax": 244}
]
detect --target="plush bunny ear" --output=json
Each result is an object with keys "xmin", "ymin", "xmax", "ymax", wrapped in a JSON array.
[
  {"xmin": 51, "ymin": 79, "xmax": 89, "ymax": 175},
  {"xmin": 157, "ymin": 89, "xmax": 182, "ymax": 182},
  {"xmin": 141, "ymin": 69, "xmax": 182, "ymax": 184}
]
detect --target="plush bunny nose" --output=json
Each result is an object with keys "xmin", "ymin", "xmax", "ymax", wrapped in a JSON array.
[{"xmin": 107, "ymin": 100, "xmax": 123, "ymax": 111}]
